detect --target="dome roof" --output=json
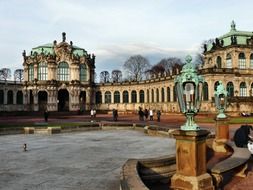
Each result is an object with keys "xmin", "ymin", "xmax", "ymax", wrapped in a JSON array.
[
  {"xmin": 30, "ymin": 33, "xmax": 88, "ymax": 57},
  {"xmin": 206, "ymin": 21, "xmax": 253, "ymax": 52}
]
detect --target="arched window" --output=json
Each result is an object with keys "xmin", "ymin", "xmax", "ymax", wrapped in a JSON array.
[
  {"xmin": 156, "ymin": 89, "xmax": 159, "ymax": 102},
  {"xmin": 240, "ymin": 82, "xmax": 247, "ymax": 97},
  {"xmin": 147, "ymin": 90, "xmax": 149, "ymax": 103},
  {"xmin": 226, "ymin": 53, "xmax": 232, "ymax": 68},
  {"xmin": 0, "ymin": 90, "xmax": 3, "ymax": 104},
  {"xmin": 104, "ymin": 91, "xmax": 111, "ymax": 103},
  {"xmin": 216, "ymin": 56, "xmax": 222, "ymax": 68},
  {"xmin": 161, "ymin": 88, "xmax": 165, "ymax": 102},
  {"xmin": 80, "ymin": 64, "xmax": 88, "ymax": 82},
  {"xmin": 173, "ymin": 85, "xmax": 177, "ymax": 102},
  {"xmin": 123, "ymin": 91, "xmax": 129, "ymax": 103},
  {"xmin": 38, "ymin": 62, "xmax": 48, "ymax": 80},
  {"xmin": 114, "ymin": 91, "xmax": 120, "ymax": 103},
  {"xmin": 203, "ymin": 82, "xmax": 209, "ymax": 101},
  {"xmin": 227, "ymin": 82, "xmax": 234, "ymax": 97},
  {"xmin": 238, "ymin": 53, "xmax": 246, "ymax": 69},
  {"xmin": 167, "ymin": 87, "xmax": 170, "ymax": 102},
  {"xmin": 151, "ymin": 89, "xmax": 154, "ymax": 103},
  {"xmin": 96, "ymin": 91, "xmax": 102, "ymax": 104},
  {"xmin": 131, "ymin": 90, "xmax": 137, "ymax": 103},
  {"xmin": 214, "ymin": 81, "xmax": 219, "ymax": 91},
  {"xmin": 58, "ymin": 62, "xmax": 69, "ymax": 81},
  {"xmin": 28, "ymin": 64, "xmax": 34, "ymax": 81},
  {"xmin": 16, "ymin": 91, "xmax": 23, "ymax": 104},
  {"xmin": 139, "ymin": 90, "xmax": 144, "ymax": 103},
  {"xmin": 7, "ymin": 90, "xmax": 13, "ymax": 104},
  {"xmin": 250, "ymin": 54, "xmax": 253, "ymax": 69}
]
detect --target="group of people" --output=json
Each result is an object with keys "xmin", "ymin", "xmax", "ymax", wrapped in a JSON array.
[{"xmin": 138, "ymin": 107, "xmax": 161, "ymax": 122}]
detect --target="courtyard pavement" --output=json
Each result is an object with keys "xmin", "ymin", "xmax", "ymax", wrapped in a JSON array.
[{"xmin": 0, "ymin": 112, "xmax": 252, "ymax": 190}]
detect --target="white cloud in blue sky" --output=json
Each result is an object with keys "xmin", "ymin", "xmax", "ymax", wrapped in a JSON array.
[{"xmin": 1, "ymin": 0, "xmax": 253, "ymax": 79}]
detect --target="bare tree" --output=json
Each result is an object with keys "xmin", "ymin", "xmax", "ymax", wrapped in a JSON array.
[
  {"xmin": 0, "ymin": 68, "xmax": 11, "ymax": 81},
  {"xmin": 100, "ymin": 71, "xmax": 110, "ymax": 83},
  {"xmin": 195, "ymin": 53, "xmax": 204, "ymax": 67},
  {"xmin": 111, "ymin": 70, "xmax": 122, "ymax": 83},
  {"xmin": 14, "ymin": 69, "xmax": 24, "ymax": 82},
  {"xmin": 123, "ymin": 55, "xmax": 151, "ymax": 81}
]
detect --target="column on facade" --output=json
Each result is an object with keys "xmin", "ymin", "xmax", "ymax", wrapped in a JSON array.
[
  {"xmin": 111, "ymin": 90, "xmax": 114, "ymax": 104},
  {"xmin": 165, "ymin": 86, "xmax": 168, "ymax": 102},
  {"xmin": 144, "ymin": 89, "xmax": 148, "ymax": 103},
  {"xmin": 101, "ymin": 91, "xmax": 105, "ymax": 104},
  {"xmin": 207, "ymin": 79, "xmax": 213, "ymax": 101},
  {"xmin": 246, "ymin": 50, "xmax": 251, "ymax": 69},
  {"xmin": 33, "ymin": 90, "xmax": 39, "ymax": 111},
  {"xmin": 233, "ymin": 51, "xmax": 238, "ymax": 68},
  {"xmin": 154, "ymin": 88, "xmax": 157, "ymax": 103},
  {"xmin": 171, "ymin": 85, "xmax": 174, "ymax": 102},
  {"xmin": 137, "ymin": 90, "xmax": 140, "ymax": 103},
  {"xmin": 159, "ymin": 88, "xmax": 163, "ymax": 103},
  {"xmin": 3, "ymin": 89, "xmax": 7, "ymax": 104},
  {"xmin": 24, "ymin": 65, "xmax": 28, "ymax": 81},
  {"xmin": 34, "ymin": 64, "xmax": 38, "ymax": 80},
  {"xmin": 120, "ymin": 90, "xmax": 123, "ymax": 104}
]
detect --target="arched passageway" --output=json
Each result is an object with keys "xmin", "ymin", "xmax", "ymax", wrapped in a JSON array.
[
  {"xmin": 58, "ymin": 89, "xmax": 69, "ymax": 111},
  {"xmin": 38, "ymin": 91, "xmax": 48, "ymax": 111}
]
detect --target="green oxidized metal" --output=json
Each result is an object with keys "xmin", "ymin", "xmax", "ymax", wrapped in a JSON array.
[
  {"xmin": 175, "ymin": 55, "xmax": 205, "ymax": 131},
  {"xmin": 214, "ymin": 81, "xmax": 228, "ymax": 119}
]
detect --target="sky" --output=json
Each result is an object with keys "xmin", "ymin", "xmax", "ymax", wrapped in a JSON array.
[{"xmin": 1, "ymin": 0, "xmax": 253, "ymax": 80}]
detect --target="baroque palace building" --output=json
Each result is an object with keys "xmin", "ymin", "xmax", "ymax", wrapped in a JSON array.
[{"xmin": 0, "ymin": 21, "xmax": 253, "ymax": 114}]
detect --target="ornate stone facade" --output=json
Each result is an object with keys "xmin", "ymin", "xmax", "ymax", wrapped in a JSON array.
[{"xmin": 1, "ymin": 22, "xmax": 253, "ymax": 114}]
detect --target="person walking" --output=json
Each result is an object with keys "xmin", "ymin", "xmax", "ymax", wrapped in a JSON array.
[
  {"xmin": 157, "ymin": 110, "xmax": 161, "ymax": 122},
  {"xmin": 90, "ymin": 109, "xmax": 94, "ymax": 118},
  {"xmin": 144, "ymin": 109, "xmax": 149, "ymax": 120},
  {"xmin": 149, "ymin": 109, "xmax": 153, "ymax": 121},
  {"xmin": 44, "ymin": 108, "xmax": 49, "ymax": 122}
]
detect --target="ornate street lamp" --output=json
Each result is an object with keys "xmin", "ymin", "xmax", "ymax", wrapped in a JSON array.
[
  {"xmin": 175, "ymin": 55, "xmax": 205, "ymax": 131},
  {"xmin": 214, "ymin": 81, "xmax": 228, "ymax": 119}
]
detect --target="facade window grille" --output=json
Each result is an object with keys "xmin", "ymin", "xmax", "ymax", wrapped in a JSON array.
[
  {"xmin": 250, "ymin": 54, "xmax": 253, "ymax": 69},
  {"xmin": 58, "ymin": 62, "xmax": 69, "ymax": 81},
  {"xmin": 16, "ymin": 91, "xmax": 23, "ymax": 104},
  {"xmin": 28, "ymin": 64, "xmax": 34, "ymax": 81},
  {"xmin": 167, "ymin": 87, "xmax": 170, "ymax": 102},
  {"xmin": 38, "ymin": 62, "xmax": 48, "ymax": 80},
  {"xmin": 80, "ymin": 64, "xmax": 87, "ymax": 82},
  {"xmin": 104, "ymin": 91, "xmax": 111, "ymax": 103},
  {"xmin": 238, "ymin": 53, "xmax": 246, "ymax": 69},
  {"xmin": 203, "ymin": 82, "xmax": 209, "ymax": 101},
  {"xmin": 95, "ymin": 91, "xmax": 102, "ymax": 104},
  {"xmin": 114, "ymin": 91, "xmax": 120, "ymax": 103},
  {"xmin": 227, "ymin": 82, "xmax": 234, "ymax": 97},
  {"xmin": 240, "ymin": 82, "xmax": 247, "ymax": 97},
  {"xmin": 123, "ymin": 91, "xmax": 129, "ymax": 103},
  {"xmin": 226, "ymin": 53, "xmax": 232, "ymax": 68},
  {"xmin": 131, "ymin": 90, "xmax": 137, "ymax": 103},
  {"xmin": 139, "ymin": 90, "xmax": 144, "ymax": 103}
]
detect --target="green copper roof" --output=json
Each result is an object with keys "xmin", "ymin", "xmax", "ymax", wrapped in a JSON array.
[
  {"xmin": 206, "ymin": 21, "xmax": 253, "ymax": 51},
  {"xmin": 31, "ymin": 43, "xmax": 88, "ymax": 57}
]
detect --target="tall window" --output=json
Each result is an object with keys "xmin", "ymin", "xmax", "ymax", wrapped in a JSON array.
[
  {"xmin": 227, "ymin": 82, "xmax": 234, "ymax": 97},
  {"xmin": 167, "ymin": 87, "xmax": 170, "ymax": 102},
  {"xmin": 16, "ymin": 91, "xmax": 23, "ymax": 104},
  {"xmin": 151, "ymin": 89, "xmax": 154, "ymax": 103},
  {"xmin": 240, "ymin": 82, "xmax": 247, "ymax": 97},
  {"xmin": 96, "ymin": 91, "xmax": 102, "ymax": 104},
  {"xmin": 214, "ymin": 81, "xmax": 219, "ymax": 91},
  {"xmin": 226, "ymin": 53, "xmax": 232, "ymax": 68},
  {"xmin": 203, "ymin": 82, "xmax": 209, "ymax": 101},
  {"xmin": 139, "ymin": 90, "xmax": 144, "ymax": 103},
  {"xmin": 80, "ymin": 64, "xmax": 87, "ymax": 81},
  {"xmin": 7, "ymin": 90, "xmax": 13, "ymax": 104},
  {"xmin": 161, "ymin": 88, "xmax": 165, "ymax": 102},
  {"xmin": 156, "ymin": 89, "xmax": 159, "ymax": 102},
  {"xmin": 28, "ymin": 64, "xmax": 34, "ymax": 81},
  {"xmin": 238, "ymin": 53, "xmax": 246, "ymax": 69},
  {"xmin": 38, "ymin": 62, "xmax": 48, "ymax": 80},
  {"xmin": 114, "ymin": 91, "xmax": 120, "ymax": 103},
  {"xmin": 0, "ymin": 90, "xmax": 3, "ymax": 104},
  {"xmin": 105, "ymin": 91, "xmax": 111, "ymax": 103},
  {"xmin": 173, "ymin": 85, "xmax": 177, "ymax": 102},
  {"xmin": 216, "ymin": 56, "xmax": 222, "ymax": 68},
  {"xmin": 250, "ymin": 54, "xmax": 253, "ymax": 69},
  {"xmin": 147, "ymin": 90, "xmax": 149, "ymax": 103},
  {"xmin": 131, "ymin": 90, "xmax": 137, "ymax": 103},
  {"xmin": 123, "ymin": 91, "xmax": 129, "ymax": 103},
  {"xmin": 58, "ymin": 62, "xmax": 69, "ymax": 81}
]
